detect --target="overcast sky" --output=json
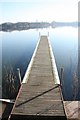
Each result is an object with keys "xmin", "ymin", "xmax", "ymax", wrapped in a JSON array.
[{"xmin": 0, "ymin": 0, "xmax": 79, "ymax": 23}]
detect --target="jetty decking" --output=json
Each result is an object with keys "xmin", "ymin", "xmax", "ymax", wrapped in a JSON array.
[
  {"xmin": 10, "ymin": 36, "xmax": 66, "ymax": 120},
  {"xmin": 64, "ymin": 101, "xmax": 80, "ymax": 120}
]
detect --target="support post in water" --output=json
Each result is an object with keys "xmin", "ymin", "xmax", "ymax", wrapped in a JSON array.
[
  {"xmin": 61, "ymin": 67, "xmax": 64, "ymax": 86},
  {"xmin": 17, "ymin": 68, "xmax": 21, "ymax": 84}
]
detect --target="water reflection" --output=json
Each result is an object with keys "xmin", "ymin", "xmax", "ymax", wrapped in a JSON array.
[
  {"xmin": 1, "ymin": 27, "xmax": 78, "ymax": 100},
  {"xmin": 49, "ymin": 27, "xmax": 78, "ymax": 100},
  {"xmin": 2, "ymin": 30, "xmax": 39, "ymax": 98}
]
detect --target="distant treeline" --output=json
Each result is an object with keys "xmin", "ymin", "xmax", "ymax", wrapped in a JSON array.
[
  {"xmin": 0, "ymin": 22, "xmax": 50, "ymax": 31},
  {"xmin": 0, "ymin": 21, "xmax": 79, "ymax": 31}
]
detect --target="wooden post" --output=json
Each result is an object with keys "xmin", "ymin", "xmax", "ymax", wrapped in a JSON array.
[
  {"xmin": 61, "ymin": 68, "xmax": 64, "ymax": 81},
  {"xmin": 61, "ymin": 67, "xmax": 64, "ymax": 87},
  {"xmin": 39, "ymin": 32, "xmax": 40, "ymax": 37},
  {"xmin": 17, "ymin": 68, "xmax": 21, "ymax": 84},
  {"xmin": 48, "ymin": 32, "xmax": 49, "ymax": 37}
]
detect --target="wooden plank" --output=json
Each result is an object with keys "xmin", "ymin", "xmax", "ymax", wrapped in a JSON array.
[
  {"xmin": 64, "ymin": 101, "xmax": 80, "ymax": 120},
  {"xmin": 10, "ymin": 36, "xmax": 66, "ymax": 120}
]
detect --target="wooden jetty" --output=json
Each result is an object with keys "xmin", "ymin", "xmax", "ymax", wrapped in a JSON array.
[
  {"xmin": 0, "ymin": 100, "xmax": 14, "ymax": 120},
  {"xmin": 9, "ymin": 36, "xmax": 66, "ymax": 120}
]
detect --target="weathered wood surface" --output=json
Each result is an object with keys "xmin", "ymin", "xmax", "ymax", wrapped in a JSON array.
[
  {"xmin": 64, "ymin": 101, "xmax": 80, "ymax": 120},
  {"xmin": 10, "ymin": 36, "xmax": 66, "ymax": 120}
]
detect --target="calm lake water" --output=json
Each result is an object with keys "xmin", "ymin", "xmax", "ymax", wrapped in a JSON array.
[{"xmin": 1, "ymin": 27, "xmax": 78, "ymax": 100}]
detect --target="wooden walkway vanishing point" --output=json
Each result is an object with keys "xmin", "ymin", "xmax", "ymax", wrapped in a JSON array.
[{"xmin": 9, "ymin": 36, "xmax": 67, "ymax": 120}]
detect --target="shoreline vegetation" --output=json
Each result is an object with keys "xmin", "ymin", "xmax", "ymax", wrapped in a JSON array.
[
  {"xmin": 2, "ymin": 65, "xmax": 21, "ymax": 99},
  {"xmin": 0, "ymin": 21, "xmax": 78, "ymax": 32}
]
